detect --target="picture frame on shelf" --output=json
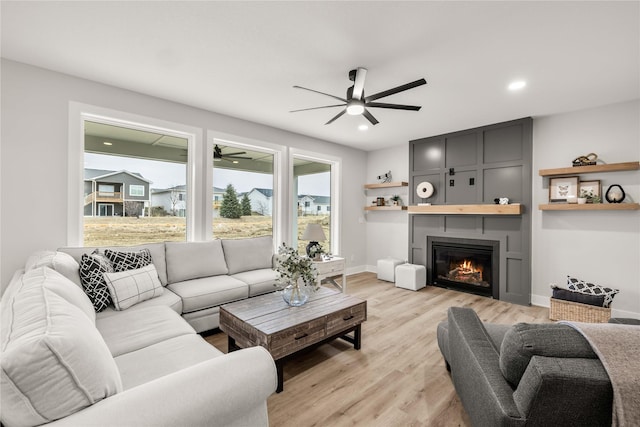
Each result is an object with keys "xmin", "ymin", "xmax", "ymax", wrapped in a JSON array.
[
  {"xmin": 579, "ymin": 180, "xmax": 601, "ymax": 203},
  {"xmin": 549, "ymin": 176, "xmax": 579, "ymax": 202}
]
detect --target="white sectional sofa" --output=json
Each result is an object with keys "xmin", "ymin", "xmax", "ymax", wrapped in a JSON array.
[
  {"xmin": 59, "ymin": 235, "xmax": 279, "ymax": 332},
  {"xmin": 0, "ymin": 236, "xmax": 280, "ymax": 426}
]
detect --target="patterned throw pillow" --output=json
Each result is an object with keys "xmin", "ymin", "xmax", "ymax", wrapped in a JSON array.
[
  {"xmin": 103, "ymin": 264, "xmax": 163, "ymax": 310},
  {"xmin": 104, "ymin": 248, "xmax": 152, "ymax": 272},
  {"xmin": 567, "ymin": 276, "xmax": 619, "ymax": 308},
  {"xmin": 79, "ymin": 250, "xmax": 114, "ymax": 312}
]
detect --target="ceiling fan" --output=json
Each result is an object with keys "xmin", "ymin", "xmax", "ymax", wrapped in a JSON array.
[
  {"xmin": 214, "ymin": 145, "xmax": 251, "ymax": 162},
  {"xmin": 290, "ymin": 68, "xmax": 426, "ymax": 125}
]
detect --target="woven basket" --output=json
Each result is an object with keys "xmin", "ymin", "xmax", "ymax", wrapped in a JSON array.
[{"xmin": 549, "ymin": 298, "xmax": 611, "ymax": 323}]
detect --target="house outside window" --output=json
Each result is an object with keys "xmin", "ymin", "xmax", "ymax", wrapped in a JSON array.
[{"xmin": 130, "ymin": 185, "xmax": 145, "ymax": 197}]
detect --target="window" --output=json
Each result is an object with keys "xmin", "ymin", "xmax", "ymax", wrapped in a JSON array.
[
  {"xmin": 212, "ymin": 141, "xmax": 275, "ymax": 240},
  {"xmin": 129, "ymin": 185, "xmax": 144, "ymax": 197},
  {"xmin": 83, "ymin": 120, "xmax": 188, "ymax": 246},
  {"xmin": 291, "ymin": 154, "xmax": 337, "ymax": 256}
]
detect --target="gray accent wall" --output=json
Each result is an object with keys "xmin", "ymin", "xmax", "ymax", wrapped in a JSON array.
[{"xmin": 409, "ymin": 118, "xmax": 533, "ymax": 305}]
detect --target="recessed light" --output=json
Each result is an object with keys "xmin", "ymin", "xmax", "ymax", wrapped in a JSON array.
[
  {"xmin": 103, "ymin": 141, "xmax": 113, "ymax": 146},
  {"xmin": 508, "ymin": 80, "xmax": 527, "ymax": 91},
  {"xmin": 358, "ymin": 124, "xmax": 369, "ymax": 131}
]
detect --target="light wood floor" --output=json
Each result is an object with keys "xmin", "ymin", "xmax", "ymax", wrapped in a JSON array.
[{"xmin": 205, "ymin": 272, "xmax": 550, "ymax": 427}]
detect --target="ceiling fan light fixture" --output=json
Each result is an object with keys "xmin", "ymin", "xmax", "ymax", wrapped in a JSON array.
[
  {"xmin": 508, "ymin": 80, "xmax": 527, "ymax": 91},
  {"xmin": 346, "ymin": 101, "xmax": 364, "ymax": 116}
]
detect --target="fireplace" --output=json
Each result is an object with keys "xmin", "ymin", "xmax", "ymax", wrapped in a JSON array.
[{"xmin": 427, "ymin": 237, "xmax": 499, "ymax": 299}]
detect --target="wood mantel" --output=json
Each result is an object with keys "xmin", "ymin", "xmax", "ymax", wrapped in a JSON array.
[{"xmin": 408, "ymin": 203, "xmax": 523, "ymax": 215}]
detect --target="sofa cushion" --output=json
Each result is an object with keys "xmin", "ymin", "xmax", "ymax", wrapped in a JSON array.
[
  {"xmin": 1, "ymin": 267, "xmax": 122, "ymax": 427},
  {"xmin": 165, "ymin": 240, "xmax": 228, "ymax": 284},
  {"xmin": 114, "ymin": 334, "xmax": 223, "ymax": 390},
  {"xmin": 25, "ymin": 250, "xmax": 82, "ymax": 287},
  {"xmin": 97, "ymin": 288, "xmax": 182, "ymax": 318},
  {"xmin": 167, "ymin": 275, "xmax": 248, "ymax": 313},
  {"xmin": 104, "ymin": 264, "xmax": 164, "ymax": 310},
  {"xmin": 104, "ymin": 248, "xmax": 153, "ymax": 272},
  {"xmin": 499, "ymin": 323, "xmax": 597, "ymax": 386},
  {"xmin": 96, "ymin": 305, "xmax": 195, "ymax": 357},
  {"xmin": 232, "ymin": 268, "xmax": 279, "ymax": 297},
  {"xmin": 79, "ymin": 251, "xmax": 114, "ymax": 312},
  {"xmin": 59, "ymin": 242, "xmax": 168, "ymax": 286},
  {"xmin": 222, "ymin": 236, "xmax": 274, "ymax": 275}
]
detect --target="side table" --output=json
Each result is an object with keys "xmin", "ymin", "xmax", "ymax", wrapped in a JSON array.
[{"xmin": 313, "ymin": 256, "xmax": 346, "ymax": 293}]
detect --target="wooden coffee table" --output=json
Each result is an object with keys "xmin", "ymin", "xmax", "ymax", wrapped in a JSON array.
[{"xmin": 219, "ymin": 287, "xmax": 366, "ymax": 392}]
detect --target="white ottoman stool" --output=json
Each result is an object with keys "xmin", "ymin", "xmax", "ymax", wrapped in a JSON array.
[
  {"xmin": 395, "ymin": 264, "xmax": 426, "ymax": 291},
  {"xmin": 377, "ymin": 257, "xmax": 404, "ymax": 282}
]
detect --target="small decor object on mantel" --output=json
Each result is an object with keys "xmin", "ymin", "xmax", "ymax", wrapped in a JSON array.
[
  {"xmin": 572, "ymin": 152, "xmax": 598, "ymax": 167},
  {"xmin": 493, "ymin": 197, "xmax": 510, "ymax": 205},
  {"xmin": 275, "ymin": 244, "xmax": 318, "ymax": 306},
  {"xmin": 416, "ymin": 181, "xmax": 434, "ymax": 206},
  {"xmin": 390, "ymin": 195, "xmax": 401, "ymax": 206},
  {"xmin": 605, "ymin": 184, "xmax": 626, "ymax": 203}
]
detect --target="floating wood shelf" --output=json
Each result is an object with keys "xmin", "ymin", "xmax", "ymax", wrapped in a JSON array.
[
  {"xmin": 539, "ymin": 161, "xmax": 640, "ymax": 176},
  {"xmin": 408, "ymin": 203, "xmax": 523, "ymax": 215},
  {"xmin": 363, "ymin": 181, "xmax": 408, "ymax": 189},
  {"xmin": 365, "ymin": 206, "xmax": 407, "ymax": 211},
  {"xmin": 539, "ymin": 203, "xmax": 640, "ymax": 211}
]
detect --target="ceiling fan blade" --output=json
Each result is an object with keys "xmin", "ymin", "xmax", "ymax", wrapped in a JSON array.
[
  {"xmin": 227, "ymin": 156, "xmax": 252, "ymax": 160},
  {"xmin": 325, "ymin": 109, "xmax": 346, "ymax": 125},
  {"xmin": 352, "ymin": 67, "xmax": 367, "ymax": 100},
  {"xmin": 363, "ymin": 109, "xmax": 379, "ymax": 126},
  {"xmin": 364, "ymin": 78, "xmax": 427, "ymax": 102},
  {"xmin": 223, "ymin": 150, "xmax": 247, "ymax": 156},
  {"xmin": 290, "ymin": 104, "xmax": 345, "ymax": 113},
  {"xmin": 366, "ymin": 102, "xmax": 422, "ymax": 111},
  {"xmin": 293, "ymin": 86, "xmax": 347, "ymax": 103}
]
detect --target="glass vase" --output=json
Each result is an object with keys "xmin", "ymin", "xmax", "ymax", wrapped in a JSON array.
[{"xmin": 282, "ymin": 281, "xmax": 310, "ymax": 306}]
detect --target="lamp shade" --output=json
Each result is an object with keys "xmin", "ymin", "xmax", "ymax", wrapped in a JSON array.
[{"xmin": 302, "ymin": 223, "xmax": 326, "ymax": 242}]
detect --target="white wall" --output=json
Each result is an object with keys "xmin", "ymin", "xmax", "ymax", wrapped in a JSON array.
[
  {"xmin": 365, "ymin": 145, "xmax": 410, "ymax": 271},
  {"xmin": 532, "ymin": 100, "xmax": 640, "ymax": 318},
  {"xmin": 0, "ymin": 59, "xmax": 368, "ymax": 287}
]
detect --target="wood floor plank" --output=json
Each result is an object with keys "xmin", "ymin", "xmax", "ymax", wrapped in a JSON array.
[{"xmin": 204, "ymin": 272, "xmax": 550, "ymax": 426}]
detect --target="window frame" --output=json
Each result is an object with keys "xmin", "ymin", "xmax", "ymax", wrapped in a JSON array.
[
  {"xmin": 129, "ymin": 184, "xmax": 145, "ymax": 197},
  {"xmin": 69, "ymin": 103, "xmax": 202, "ymax": 245},
  {"xmin": 289, "ymin": 148, "xmax": 341, "ymax": 256}
]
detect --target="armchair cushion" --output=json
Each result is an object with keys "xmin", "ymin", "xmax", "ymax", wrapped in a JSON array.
[{"xmin": 499, "ymin": 323, "xmax": 597, "ymax": 387}]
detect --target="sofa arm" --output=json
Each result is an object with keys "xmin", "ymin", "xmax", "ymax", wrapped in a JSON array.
[
  {"xmin": 446, "ymin": 307, "xmax": 525, "ymax": 426},
  {"xmin": 49, "ymin": 346, "xmax": 277, "ymax": 427},
  {"xmin": 513, "ymin": 355, "xmax": 612, "ymax": 427}
]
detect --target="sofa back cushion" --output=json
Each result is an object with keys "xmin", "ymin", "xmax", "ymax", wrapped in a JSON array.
[
  {"xmin": 59, "ymin": 242, "xmax": 168, "ymax": 286},
  {"xmin": 499, "ymin": 323, "xmax": 597, "ymax": 386},
  {"xmin": 222, "ymin": 236, "xmax": 274, "ymax": 275},
  {"xmin": 25, "ymin": 250, "xmax": 82, "ymax": 287},
  {"xmin": 165, "ymin": 240, "xmax": 228, "ymax": 284},
  {"xmin": 1, "ymin": 267, "xmax": 122, "ymax": 427}
]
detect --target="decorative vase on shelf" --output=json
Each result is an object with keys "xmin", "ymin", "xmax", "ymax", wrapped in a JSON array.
[{"xmin": 282, "ymin": 277, "xmax": 310, "ymax": 307}]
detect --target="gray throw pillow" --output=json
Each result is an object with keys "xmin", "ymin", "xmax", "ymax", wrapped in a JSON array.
[{"xmin": 499, "ymin": 323, "xmax": 597, "ymax": 387}]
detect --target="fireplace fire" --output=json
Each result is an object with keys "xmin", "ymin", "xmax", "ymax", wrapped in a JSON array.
[
  {"xmin": 442, "ymin": 259, "xmax": 489, "ymax": 288},
  {"xmin": 427, "ymin": 237, "xmax": 499, "ymax": 299}
]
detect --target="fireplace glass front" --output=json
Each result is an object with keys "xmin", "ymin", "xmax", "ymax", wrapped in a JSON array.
[{"xmin": 429, "ymin": 238, "xmax": 499, "ymax": 298}]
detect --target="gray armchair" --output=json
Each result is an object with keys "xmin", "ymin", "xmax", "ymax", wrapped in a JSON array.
[{"xmin": 437, "ymin": 307, "xmax": 613, "ymax": 427}]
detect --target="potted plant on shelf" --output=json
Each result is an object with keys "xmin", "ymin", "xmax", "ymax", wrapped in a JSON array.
[
  {"xmin": 275, "ymin": 243, "xmax": 318, "ymax": 306},
  {"xmin": 579, "ymin": 188, "xmax": 601, "ymax": 204},
  {"xmin": 390, "ymin": 195, "xmax": 401, "ymax": 206}
]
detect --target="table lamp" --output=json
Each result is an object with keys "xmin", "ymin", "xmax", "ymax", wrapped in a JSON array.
[{"xmin": 302, "ymin": 223, "xmax": 327, "ymax": 258}]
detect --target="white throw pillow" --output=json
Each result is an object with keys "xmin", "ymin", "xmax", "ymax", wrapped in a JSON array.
[
  {"xmin": 24, "ymin": 250, "xmax": 82, "ymax": 287},
  {"xmin": 1, "ymin": 267, "xmax": 122, "ymax": 427},
  {"xmin": 103, "ymin": 264, "xmax": 164, "ymax": 310}
]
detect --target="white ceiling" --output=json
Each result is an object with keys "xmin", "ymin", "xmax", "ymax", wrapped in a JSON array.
[{"xmin": 2, "ymin": 1, "xmax": 638, "ymax": 151}]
